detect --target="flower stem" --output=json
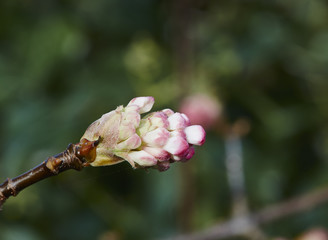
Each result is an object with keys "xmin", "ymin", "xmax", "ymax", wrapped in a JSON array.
[{"xmin": 0, "ymin": 139, "xmax": 99, "ymax": 209}]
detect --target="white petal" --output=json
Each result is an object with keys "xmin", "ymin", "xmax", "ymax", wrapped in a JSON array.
[
  {"xmin": 148, "ymin": 112, "xmax": 169, "ymax": 130},
  {"xmin": 162, "ymin": 108, "xmax": 174, "ymax": 117},
  {"xmin": 122, "ymin": 110, "xmax": 140, "ymax": 128},
  {"xmin": 168, "ymin": 113, "xmax": 188, "ymax": 130},
  {"xmin": 127, "ymin": 150, "xmax": 157, "ymax": 167},
  {"xmin": 142, "ymin": 128, "xmax": 170, "ymax": 147},
  {"xmin": 172, "ymin": 155, "xmax": 181, "ymax": 161},
  {"xmin": 124, "ymin": 105, "xmax": 140, "ymax": 113},
  {"xmin": 127, "ymin": 97, "xmax": 154, "ymax": 114},
  {"xmin": 184, "ymin": 125, "xmax": 206, "ymax": 146},
  {"xmin": 116, "ymin": 133, "xmax": 141, "ymax": 150},
  {"xmin": 170, "ymin": 129, "xmax": 186, "ymax": 139},
  {"xmin": 143, "ymin": 147, "xmax": 170, "ymax": 161},
  {"xmin": 118, "ymin": 124, "xmax": 136, "ymax": 141},
  {"xmin": 181, "ymin": 113, "xmax": 190, "ymax": 126},
  {"xmin": 163, "ymin": 136, "xmax": 189, "ymax": 155}
]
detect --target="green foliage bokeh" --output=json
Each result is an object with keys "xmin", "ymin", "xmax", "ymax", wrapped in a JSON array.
[{"xmin": 1, "ymin": 0, "xmax": 328, "ymax": 239}]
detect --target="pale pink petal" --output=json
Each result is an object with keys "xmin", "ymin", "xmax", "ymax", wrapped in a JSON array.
[
  {"xmin": 127, "ymin": 150, "xmax": 157, "ymax": 167},
  {"xmin": 142, "ymin": 128, "xmax": 170, "ymax": 147},
  {"xmin": 116, "ymin": 133, "xmax": 141, "ymax": 150},
  {"xmin": 82, "ymin": 109, "xmax": 121, "ymax": 145},
  {"xmin": 172, "ymin": 155, "xmax": 181, "ymax": 161},
  {"xmin": 127, "ymin": 96, "xmax": 154, "ymax": 114},
  {"xmin": 172, "ymin": 147, "xmax": 194, "ymax": 162},
  {"xmin": 118, "ymin": 124, "xmax": 136, "ymax": 141},
  {"xmin": 162, "ymin": 108, "xmax": 174, "ymax": 117},
  {"xmin": 184, "ymin": 125, "xmax": 206, "ymax": 146},
  {"xmin": 181, "ymin": 113, "xmax": 191, "ymax": 126},
  {"xmin": 143, "ymin": 147, "xmax": 170, "ymax": 161},
  {"xmin": 167, "ymin": 113, "xmax": 188, "ymax": 130},
  {"xmin": 170, "ymin": 129, "xmax": 186, "ymax": 139},
  {"xmin": 164, "ymin": 136, "xmax": 189, "ymax": 155},
  {"xmin": 122, "ymin": 110, "xmax": 140, "ymax": 128},
  {"xmin": 137, "ymin": 119, "xmax": 151, "ymax": 136},
  {"xmin": 124, "ymin": 104, "xmax": 140, "ymax": 113},
  {"xmin": 149, "ymin": 112, "xmax": 169, "ymax": 129}
]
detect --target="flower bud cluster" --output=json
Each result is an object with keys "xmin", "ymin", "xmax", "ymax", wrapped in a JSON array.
[{"xmin": 81, "ymin": 97, "xmax": 205, "ymax": 171}]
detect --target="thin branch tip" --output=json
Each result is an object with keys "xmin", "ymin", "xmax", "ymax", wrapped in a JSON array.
[{"xmin": 0, "ymin": 139, "xmax": 99, "ymax": 209}]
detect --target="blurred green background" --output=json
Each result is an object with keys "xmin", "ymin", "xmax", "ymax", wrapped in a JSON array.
[{"xmin": 1, "ymin": 0, "xmax": 328, "ymax": 239}]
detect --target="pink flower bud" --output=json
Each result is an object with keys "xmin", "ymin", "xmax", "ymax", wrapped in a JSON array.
[
  {"xmin": 115, "ymin": 133, "xmax": 141, "ymax": 150},
  {"xmin": 180, "ymin": 94, "xmax": 221, "ymax": 130},
  {"xmin": 127, "ymin": 150, "xmax": 157, "ymax": 167},
  {"xmin": 182, "ymin": 147, "xmax": 195, "ymax": 161},
  {"xmin": 173, "ymin": 145, "xmax": 195, "ymax": 162},
  {"xmin": 164, "ymin": 136, "xmax": 189, "ymax": 155},
  {"xmin": 170, "ymin": 129, "xmax": 186, "ymax": 139},
  {"xmin": 127, "ymin": 96, "xmax": 154, "ymax": 114},
  {"xmin": 168, "ymin": 113, "xmax": 189, "ymax": 130},
  {"xmin": 143, "ymin": 147, "xmax": 170, "ymax": 161},
  {"xmin": 161, "ymin": 108, "xmax": 174, "ymax": 117},
  {"xmin": 298, "ymin": 228, "xmax": 328, "ymax": 240},
  {"xmin": 142, "ymin": 128, "xmax": 170, "ymax": 147},
  {"xmin": 181, "ymin": 113, "xmax": 190, "ymax": 125},
  {"xmin": 137, "ymin": 112, "xmax": 169, "ymax": 136},
  {"xmin": 81, "ymin": 96, "xmax": 206, "ymax": 171},
  {"xmin": 184, "ymin": 125, "xmax": 206, "ymax": 146},
  {"xmin": 148, "ymin": 112, "xmax": 169, "ymax": 130},
  {"xmin": 122, "ymin": 109, "xmax": 140, "ymax": 128}
]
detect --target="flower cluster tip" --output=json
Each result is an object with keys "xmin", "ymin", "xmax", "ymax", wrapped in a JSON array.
[{"xmin": 81, "ymin": 97, "xmax": 205, "ymax": 171}]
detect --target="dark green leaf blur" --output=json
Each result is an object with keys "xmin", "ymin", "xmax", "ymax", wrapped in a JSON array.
[{"xmin": 1, "ymin": 0, "xmax": 328, "ymax": 239}]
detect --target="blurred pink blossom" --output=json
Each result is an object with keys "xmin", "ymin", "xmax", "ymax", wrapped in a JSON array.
[
  {"xmin": 179, "ymin": 94, "xmax": 221, "ymax": 130},
  {"xmin": 81, "ymin": 96, "xmax": 206, "ymax": 171},
  {"xmin": 298, "ymin": 228, "xmax": 328, "ymax": 240}
]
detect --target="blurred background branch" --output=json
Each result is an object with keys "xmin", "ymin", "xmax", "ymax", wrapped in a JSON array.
[{"xmin": 163, "ymin": 185, "xmax": 328, "ymax": 240}]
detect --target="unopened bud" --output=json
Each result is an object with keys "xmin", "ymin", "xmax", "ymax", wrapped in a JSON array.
[{"xmin": 81, "ymin": 96, "xmax": 206, "ymax": 171}]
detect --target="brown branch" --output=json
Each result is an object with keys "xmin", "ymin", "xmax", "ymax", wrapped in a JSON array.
[
  {"xmin": 162, "ymin": 186, "xmax": 328, "ymax": 240},
  {"xmin": 0, "ymin": 138, "xmax": 99, "ymax": 209},
  {"xmin": 254, "ymin": 186, "xmax": 328, "ymax": 223}
]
